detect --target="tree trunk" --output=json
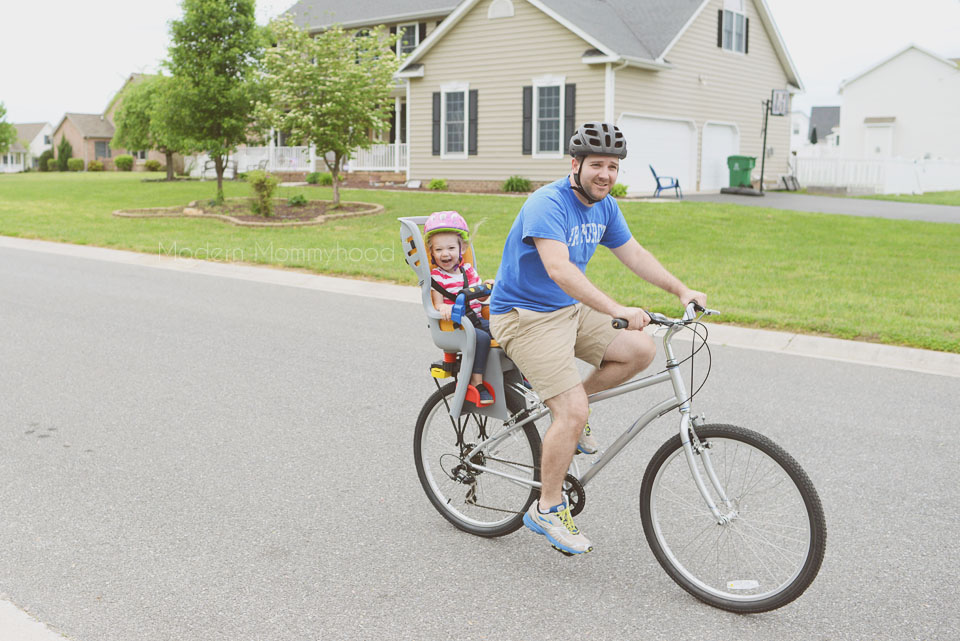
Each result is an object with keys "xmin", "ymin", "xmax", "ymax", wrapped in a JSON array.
[
  {"xmin": 164, "ymin": 151, "xmax": 175, "ymax": 181},
  {"xmin": 215, "ymin": 155, "xmax": 225, "ymax": 204}
]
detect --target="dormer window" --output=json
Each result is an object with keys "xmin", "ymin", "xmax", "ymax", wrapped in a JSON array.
[{"xmin": 719, "ymin": 0, "xmax": 748, "ymax": 54}]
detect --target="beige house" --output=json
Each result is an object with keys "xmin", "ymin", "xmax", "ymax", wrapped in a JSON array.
[
  {"xmin": 52, "ymin": 73, "xmax": 175, "ymax": 171},
  {"xmin": 393, "ymin": 0, "xmax": 802, "ymax": 193}
]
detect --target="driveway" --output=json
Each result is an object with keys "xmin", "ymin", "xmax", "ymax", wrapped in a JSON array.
[{"xmin": 678, "ymin": 191, "xmax": 960, "ymax": 224}]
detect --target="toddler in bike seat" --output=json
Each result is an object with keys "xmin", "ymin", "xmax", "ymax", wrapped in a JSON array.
[{"xmin": 424, "ymin": 210, "xmax": 496, "ymax": 406}]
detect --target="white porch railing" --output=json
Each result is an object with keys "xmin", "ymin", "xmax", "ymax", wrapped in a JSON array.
[
  {"xmin": 795, "ymin": 157, "xmax": 960, "ymax": 194},
  {"xmin": 347, "ymin": 143, "xmax": 408, "ymax": 172},
  {"xmin": 189, "ymin": 146, "xmax": 314, "ymax": 178}
]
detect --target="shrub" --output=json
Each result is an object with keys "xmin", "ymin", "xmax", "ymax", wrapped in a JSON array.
[
  {"xmin": 610, "ymin": 183, "xmax": 628, "ymax": 198},
  {"xmin": 114, "ymin": 155, "xmax": 134, "ymax": 171},
  {"xmin": 46, "ymin": 157, "xmax": 59, "ymax": 171},
  {"xmin": 502, "ymin": 175, "xmax": 531, "ymax": 192},
  {"xmin": 67, "ymin": 158, "xmax": 84, "ymax": 172},
  {"xmin": 288, "ymin": 194, "xmax": 308, "ymax": 207},
  {"xmin": 38, "ymin": 150, "xmax": 54, "ymax": 172},
  {"xmin": 245, "ymin": 170, "xmax": 281, "ymax": 216},
  {"xmin": 306, "ymin": 171, "xmax": 321, "ymax": 184},
  {"xmin": 88, "ymin": 160, "xmax": 104, "ymax": 172},
  {"xmin": 427, "ymin": 178, "xmax": 447, "ymax": 191},
  {"xmin": 56, "ymin": 138, "xmax": 72, "ymax": 171},
  {"xmin": 144, "ymin": 159, "xmax": 162, "ymax": 171}
]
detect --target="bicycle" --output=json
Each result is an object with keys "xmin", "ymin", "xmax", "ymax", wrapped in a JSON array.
[{"xmin": 398, "ymin": 216, "xmax": 825, "ymax": 613}]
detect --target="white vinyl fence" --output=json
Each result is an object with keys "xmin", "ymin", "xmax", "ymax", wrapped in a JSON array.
[
  {"xmin": 795, "ymin": 157, "xmax": 960, "ymax": 194},
  {"xmin": 347, "ymin": 143, "xmax": 407, "ymax": 172},
  {"xmin": 188, "ymin": 146, "xmax": 313, "ymax": 178}
]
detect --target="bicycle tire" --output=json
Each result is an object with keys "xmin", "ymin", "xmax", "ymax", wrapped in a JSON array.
[
  {"xmin": 640, "ymin": 424, "xmax": 826, "ymax": 613},
  {"xmin": 414, "ymin": 381, "xmax": 541, "ymax": 537}
]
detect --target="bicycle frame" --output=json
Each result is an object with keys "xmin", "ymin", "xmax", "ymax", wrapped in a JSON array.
[{"xmin": 462, "ymin": 313, "xmax": 737, "ymax": 524}]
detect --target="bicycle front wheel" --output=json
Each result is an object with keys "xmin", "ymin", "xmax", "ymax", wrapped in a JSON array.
[
  {"xmin": 640, "ymin": 424, "xmax": 826, "ymax": 613},
  {"xmin": 414, "ymin": 381, "xmax": 541, "ymax": 537}
]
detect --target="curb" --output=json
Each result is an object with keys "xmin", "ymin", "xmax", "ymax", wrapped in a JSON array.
[{"xmin": 2, "ymin": 235, "xmax": 957, "ymax": 378}]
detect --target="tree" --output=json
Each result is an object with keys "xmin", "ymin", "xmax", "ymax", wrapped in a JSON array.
[
  {"xmin": 112, "ymin": 75, "xmax": 189, "ymax": 181},
  {"xmin": 809, "ymin": 126, "xmax": 818, "ymax": 145},
  {"xmin": 57, "ymin": 137, "xmax": 72, "ymax": 172},
  {"xmin": 165, "ymin": 0, "xmax": 265, "ymax": 202},
  {"xmin": 0, "ymin": 103, "xmax": 16, "ymax": 156},
  {"xmin": 258, "ymin": 18, "xmax": 399, "ymax": 206}
]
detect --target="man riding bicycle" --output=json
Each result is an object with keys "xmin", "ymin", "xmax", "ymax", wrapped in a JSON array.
[{"xmin": 488, "ymin": 122, "xmax": 707, "ymax": 555}]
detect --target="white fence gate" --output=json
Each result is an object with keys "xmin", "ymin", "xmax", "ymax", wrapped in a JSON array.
[{"xmin": 795, "ymin": 157, "xmax": 960, "ymax": 194}]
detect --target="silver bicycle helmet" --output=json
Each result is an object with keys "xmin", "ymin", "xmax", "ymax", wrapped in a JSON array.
[{"xmin": 569, "ymin": 122, "xmax": 627, "ymax": 159}]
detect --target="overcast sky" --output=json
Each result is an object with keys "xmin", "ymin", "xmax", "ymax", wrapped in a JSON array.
[{"xmin": 2, "ymin": 0, "xmax": 959, "ymax": 127}]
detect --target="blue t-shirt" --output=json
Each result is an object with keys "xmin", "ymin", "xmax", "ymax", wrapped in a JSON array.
[{"xmin": 490, "ymin": 177, "xmax": 633, "ymax": 314}]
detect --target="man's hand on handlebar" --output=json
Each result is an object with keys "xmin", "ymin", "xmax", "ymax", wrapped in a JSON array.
[
  {"xmin": 679, "ymin": 288, "xmax": 707, "ymax": 310},
  {"xmin": 613, "ymin": 306, "xmax": 650, "ymax": 330}
]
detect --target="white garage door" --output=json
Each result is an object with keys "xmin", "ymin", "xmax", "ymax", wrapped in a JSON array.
[
  {"xmin": 701, "ymin": 123, "xmax": 740, "ymax": 192},
  {"xmin": 617, "ymin": 115, "xmax": 696, "ymax": 196}
]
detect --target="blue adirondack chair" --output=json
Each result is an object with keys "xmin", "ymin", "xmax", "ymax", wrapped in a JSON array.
[{"xmin": 650, "ymin": 165, "xmax": 682, "ymax": 199}]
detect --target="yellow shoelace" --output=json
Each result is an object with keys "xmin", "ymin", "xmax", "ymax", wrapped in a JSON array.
[{"xmin": 557, "ymin": 506, "xmax": 580, "ymax": 535}]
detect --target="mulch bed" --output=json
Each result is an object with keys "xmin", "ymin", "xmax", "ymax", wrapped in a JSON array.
[{"xmin": 112, "ymin": 198, "xmax": 382, "ymax": 227}]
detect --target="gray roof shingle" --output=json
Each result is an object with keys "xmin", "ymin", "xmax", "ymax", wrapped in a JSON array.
[
  {"xmin": 284, "ymin": 0, "xmax": 457, "ymax": 30},
  {"xmin": 808, "ymin": 106, "xmax": 840, "ymax": 141},
  {"xmin": 63, "ymin": 113, "xmax": 115, "ymax": 139},
  {"xmin": 12, "ymin": 123, "xmax": 46, "ymax": 152}
]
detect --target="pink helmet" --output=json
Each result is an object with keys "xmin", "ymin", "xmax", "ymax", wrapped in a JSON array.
[{"xmin": 424, "ymin": 210, "xmax": 469, "ymax": 244}]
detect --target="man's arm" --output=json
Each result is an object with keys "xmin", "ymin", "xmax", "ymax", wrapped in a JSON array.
[
  {"xmin": 534, "ymin": 238, "xmax": 649, "ymax": 329},
  {"xmin": 609, "ymin": 238, "xmax": 706, "ymax": 307}
]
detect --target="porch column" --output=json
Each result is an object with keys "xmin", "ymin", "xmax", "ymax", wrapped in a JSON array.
[
  {"xmin": 394, "ymin": 96, "xmax": 402, "ymax": 172},
  {"xmin": 405, "ymin": 79, "xmax": 411, "ymax": 181}
]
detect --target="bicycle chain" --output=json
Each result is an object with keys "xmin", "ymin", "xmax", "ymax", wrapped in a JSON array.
[{"xmin": 461, "ymin": 455, "xmax": 585, "ymax": 517}]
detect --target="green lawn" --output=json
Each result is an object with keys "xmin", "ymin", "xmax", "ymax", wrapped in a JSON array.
[
  {"xmin": 858, "ymin": 191, "xmax": 960, "ymax": 206},
  {"xmin": 2, "ymin": 172, "xmax": 958, "ymax": 353}
]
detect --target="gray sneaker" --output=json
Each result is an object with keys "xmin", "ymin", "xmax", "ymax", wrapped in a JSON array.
[
  {"xmin": 577, "ymin": 415, "xmax": 597, "ymax": 455},
  {"xmin": 523, "ymin": 500, "xmax": 593, "ymax": 555}
]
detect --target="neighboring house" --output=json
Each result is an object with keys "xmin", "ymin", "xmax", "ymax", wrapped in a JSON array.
[
  {"xmin": 52, "ymin": 73, "xmax": 176, "ymax": 171},
  {"xmin": 1, "ymin": 123, "xmax": 52, "ymax": 173},
  {"xmin": 52, "ymin": 113, "xmax": 119, "ymax": 169},
  {"xmin": 838, "ymin": 44, "xmax": 960, "ymax": 160},
  {"xmin": 388, "ymin": 0, "xmax": 802, "ymax": 193},
  {"xmin": 795, "ymin": 105, "xmax": 840, "ymax": 158}
]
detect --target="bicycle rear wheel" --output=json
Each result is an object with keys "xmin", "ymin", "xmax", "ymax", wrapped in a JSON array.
[
  {"xmin": 414, "ymin": 381, "xmax": 541, "ymax": 537},
  {"xmin": 640, "ymin": 424, "xmax": 826, "ymax": 613}
]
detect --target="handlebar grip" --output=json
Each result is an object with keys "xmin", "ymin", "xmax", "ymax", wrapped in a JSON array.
[{"xmin": 611, "ymin": 318, "xmax": 628, "ymax": 329}]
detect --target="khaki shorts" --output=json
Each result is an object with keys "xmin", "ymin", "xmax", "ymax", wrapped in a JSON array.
[{"xmin": 489, "ymin": 304, "xmax": 620, "ymax": 401}]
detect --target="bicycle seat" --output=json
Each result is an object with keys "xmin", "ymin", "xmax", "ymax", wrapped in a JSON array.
[{"xmin": 399, "ymin": 216, "xmax": 520, "ymax": 420}]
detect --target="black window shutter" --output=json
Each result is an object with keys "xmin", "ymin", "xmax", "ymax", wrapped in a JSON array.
[
  {"xmin": 745, "ymin": 18, "xmax": 749, "ymax": 54},
  {"xmin": 390, "ymin": 26, "xmax": 397, "ymax": 36},
  {"xmin": 717, "ymin": 10, "xmax": 723, "ymax": 48},
  {"xmin": 419, "ymin": 22, "xmax": 426, "ymax": 44},
  {"xmin": 522, "ymin": 86, "xmax": 532, "ymax": 155},
  {"xmin": 468, "ymin": 89, "xmax": 478, "ymax": 156},
  {"xmin": 432, "ymin": 92, "xmax": 441, "ymax": 156},
  {"xmin": 564, "ymin": 84, "xmax": 576, "ymax": 153}
]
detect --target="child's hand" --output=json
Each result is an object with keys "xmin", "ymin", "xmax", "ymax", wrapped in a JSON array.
[
  {"xmin": 483, "ymin": 279, "xmax": 495, "ymax": 289},
  {"xmin": 440, "ymin": 304, "xmax": 452, "ymax": 321}
]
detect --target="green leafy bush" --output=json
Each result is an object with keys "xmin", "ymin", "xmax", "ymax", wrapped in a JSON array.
[
  {"xmin": 610, "ymin": 183, "xmax": 628, "ymax": 198},
  {"xmin": 67, "ymin": 158, "xmax": 84, "ymax": 172},
  {"xmin": 56, "ymin": 138, "xmax": 72, "ymax": 171},
  {"xmin": 288, "ymin": 194, "xmax": 308, "ymax": 206},
  {"xmin": 38, "ymin": 150, "xmax": 54, "ymax": 172},
  {"xmin": 502, "ymin": 175, "xmax": 532, "ymax": 192},
  {"xmin": 46, "ymin": 158, "xmax": 59, "ymax": 171},
  {"xmin": 114, "ymin": 155, "xmax": 134, "ymax": 171},
  {"xmin": 88, "ymin": 160, "xmax": 104, "ymax": 172},
  {"xmin": 427, "ymin": 178, "xmax": 447, "ymax": 191},
  {"xmin": 306, "ymin": 171, "xmax": 321, "ymax": 184},
  {"xmin": 245, "ymin": 170, "xmax": 281, "ymax": 216},
  {"xmin": 144, "ymin": 159, "xmax": 162, "ymax": 171}
]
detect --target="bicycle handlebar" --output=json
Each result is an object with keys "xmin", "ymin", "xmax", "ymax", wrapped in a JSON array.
[{"xmin": 611, "ymin": 302, "xmax": 718, "ymax": 329}]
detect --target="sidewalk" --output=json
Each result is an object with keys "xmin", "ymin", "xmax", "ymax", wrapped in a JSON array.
[{"xmin": 2, "ymin": 235, "xmax": 957, "ymax": 378}]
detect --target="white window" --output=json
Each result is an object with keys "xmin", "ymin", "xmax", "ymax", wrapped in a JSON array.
[
  {"xmin": 722, "ymin": 0, "xmax": 746, "ymax": 53},
  {"xmin": 533, "ymin": 75, "xmax": 565, "ymax": 157},
  {"xmin": 396, "ymin": 23, "xmax": 418, "ymax": 56},
  {"xmin": 441, "ymin": 83, "xmax": 468, "ymax": 158}
]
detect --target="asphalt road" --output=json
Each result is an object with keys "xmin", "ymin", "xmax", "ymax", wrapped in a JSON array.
[{"xmin": 1, "ymin": 247, "xmax": 958, "ymax": 641}]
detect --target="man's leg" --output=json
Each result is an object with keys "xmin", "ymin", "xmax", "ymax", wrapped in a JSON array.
[
  {"xmin": 582, "ymin": 330, "xmax": 656, "ymax": 395},
  {"xmin": 539, "ymin": 384, "xmax": 589, "ymax": 507}
]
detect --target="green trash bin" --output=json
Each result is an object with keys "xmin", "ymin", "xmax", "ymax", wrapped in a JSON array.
[{"xmin": 727, "ymin": 155, "xmax": 756, "ymax": 188}]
